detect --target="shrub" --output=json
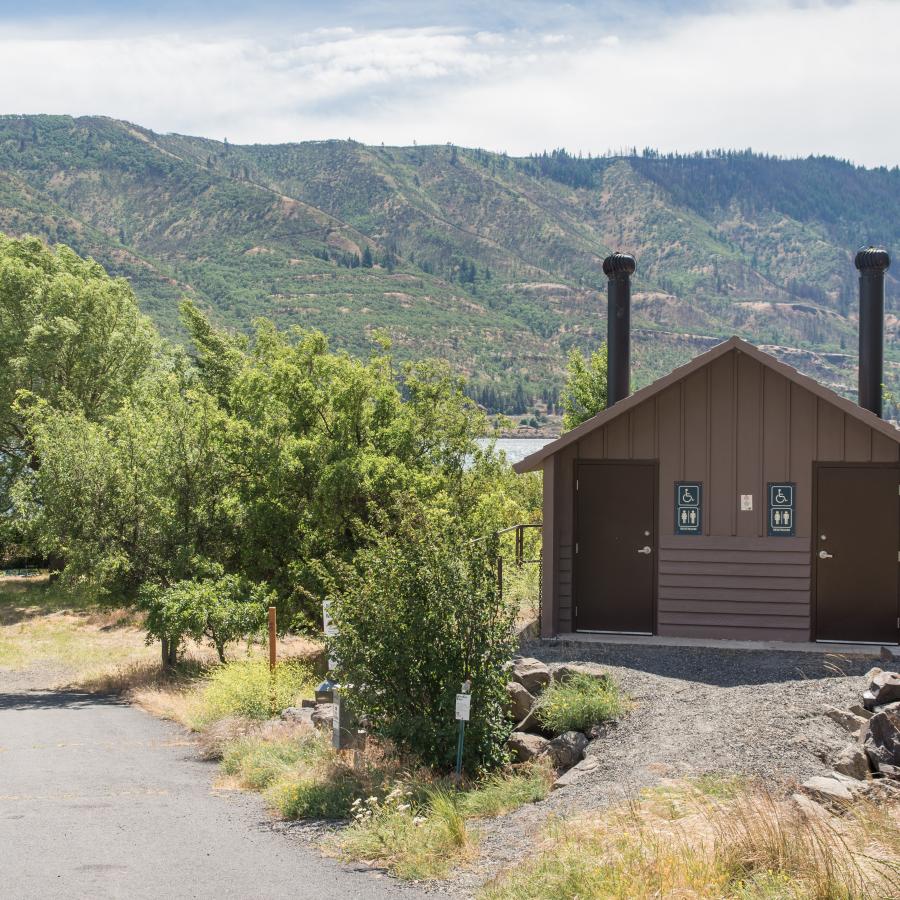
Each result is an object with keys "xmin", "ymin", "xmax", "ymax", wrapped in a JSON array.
[
  {"xmin": 327, "ymin": 503, "xmax": 519, "ymax": 773},
  {"xmin": 458, "ymin": 761, "xmax": 554, "ymax": 818},
  {"xmin": 192, "ymin": 658, "xmax": 313, "ymax": 727},
  {"xmin": 139, "ymin": 575, "xmax": 271, "ymax": 664},
  {"xmin": 534, "ymin": 672, "xmax": 625, "ymax": 735}
]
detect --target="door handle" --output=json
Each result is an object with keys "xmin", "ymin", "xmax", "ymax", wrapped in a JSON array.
[
  {"xmin": 818, "ymin": 550, "xmax": 833, "ymax": 560},
  {"xmin": 637, "ymin": 546, "xmax": 652, "ymax": 555}
]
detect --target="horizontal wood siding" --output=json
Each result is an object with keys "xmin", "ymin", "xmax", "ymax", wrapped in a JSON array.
[{"xmin": 657, "ymin": 535, "xmax": 810, "ymax": 640}]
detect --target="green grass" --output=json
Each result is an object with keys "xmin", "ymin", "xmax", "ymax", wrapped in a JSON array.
[
  {"xmin": 191, "ymin": 658, "xmax": 315, "ymax": 727},
  {"xmin": 457, "ymin": 762, "xmax": 554, "ymax": 818},
  {"xmin": 534, "ymin": 672, "xmax": 626, "ymax": 735}
]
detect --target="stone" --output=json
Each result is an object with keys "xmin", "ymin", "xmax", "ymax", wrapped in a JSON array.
[
  {"xmin": 881, "ymin": 646, "xmax": 900, "ymax": 665},
  {"xmin": 802, "ymin": 775, "xmax": 854, "ymax": 804},
  {"xmin": 546, "ymin": 730, "xmax": 589, "ymax": 770},
  {"xmin": 552, "ymin": 755, "xmax": 600, "ymax": 789},
  {"xmin": 586, "ymin": 723, "xmax": 612, "ymax": 741},
  {"xmin": 511, "ymin": 657, "xmax": 552, "ymax": 695},
  {"xmin": 792, "ymin": 793, "xmax": 831, "ymax": 820},
  {"xmin": 865, "ymin": 671, "xmax": 900, "ymax": 708},
  {"xmin": 848, "ymin": 703, "xmax": 874, "ymax": 720},
  {"xmin": 301, "ymin": 698, "xmax": 316, "ymax": 708},
  {"xmin": 550, "ymin": 662, "xmax": 610, "ymax": 685},
  {"xmin": 507, "ymin": 731, "xmax": 550, "ymax": 763},
  {"xmin": 506, "ymin": 681, "xmax": 536, "ymax": 722},
  {"xmin": 311, "ymin": 702, "xmax": 335, "ymax": 730},
  {"xmin": 280, "ymin": 706, "xmax": 314, "ymax": 726},
  {"xmin": 877, "ymin": 763, "xmax": 900, "ymax": 778},
  {"xmin": 832, "ymin": 744, "xmax": 870, "ymax": 780},
  {"xmin": 865, "ymin": 666, "xmax": 883, "ymax": 683},
  {"xmin": 824, "ymin": 705, "xmax": 867, "ymax": 733},
  {"xmin": 864, "ymin": 706, "xmax": 900, "ymax": 770}
]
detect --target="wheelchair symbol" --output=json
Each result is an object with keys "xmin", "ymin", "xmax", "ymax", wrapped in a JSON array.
[{"xmin": 681, "ymin": 488, "xmax": 695, "ymax": 504}]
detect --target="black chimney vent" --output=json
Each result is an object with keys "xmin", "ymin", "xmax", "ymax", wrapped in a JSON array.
[
  {"xmin": 855, "ymin": 246, "xmax": 890, "ymax": 418},
  {"xmin": 603, "ymin": 252, "xmax": 636, "ymax": 407}
]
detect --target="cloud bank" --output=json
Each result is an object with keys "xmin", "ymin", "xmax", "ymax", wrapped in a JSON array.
[{"xmin": 0, "ymin": 0, "xmax": 896, "ymax": 166}]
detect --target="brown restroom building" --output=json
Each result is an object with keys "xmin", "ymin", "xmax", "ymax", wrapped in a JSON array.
[{"xmin": 515, "ymin": 249, "xmax": 899, "ymax": 646}]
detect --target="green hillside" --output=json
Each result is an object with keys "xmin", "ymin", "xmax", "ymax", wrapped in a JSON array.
[{"xmin": 0, "ymin": 115, "xmax": 898, "ymax": 413}]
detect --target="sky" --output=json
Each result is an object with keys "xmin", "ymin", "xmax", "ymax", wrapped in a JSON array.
[{"xmin": 0, "ymin": 0, "xmax": 896, "ymax": 166}]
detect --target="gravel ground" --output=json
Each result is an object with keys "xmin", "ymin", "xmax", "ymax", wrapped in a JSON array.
[{"xmin": 447, "ymin": 640, "xmax": 882, "ymax": 896}]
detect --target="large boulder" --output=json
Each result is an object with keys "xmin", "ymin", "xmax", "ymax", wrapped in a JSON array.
[
  {"xmin": 311, "ymin": 702, "xmax": 335, "ymax": 731},
  {"xmin": 281, "ymin": 706, "xmax": 315, "ymax": 727},
  {"xmin": 507, "ymin": 731, "xmax": 550, "ymax": 763},
  {"xmin": 506, "ymin": 681, "xmax": 536, "ymax": 722},
  {"xmin": 549, "ymin": 663, "xmax": 610, "ymax": 685},
  {"xmin": 552, "ymin": 755, "xmax": 600, "ymax": 790},
  {"xmin": 862, "ymin": 671, "xmax": 900, "ymax": 710},
  {"xmin": 546, "ymin": 730, "xmax": 589, "ymax": 770},
  {"xmin": 832, "ymin": 744, "xmax": 870, "ymax": 780},
  {"xmin": 864, "ymin": 706, "xmax": 900, "ymax": 770},
  {"xmin": 824, "ymin": 705, "xmax": 867, "ymax": 734},
  {"xmin": 511, "ymin": 657, "xmax": 552, "ymax": 695},
  {"xmin": 802, "ymin": 774, "xmax": 858, "ymax": 805}
]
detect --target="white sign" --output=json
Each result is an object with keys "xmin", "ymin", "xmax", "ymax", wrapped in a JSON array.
[
  {"xmin": 740, "ymin": 494, "xmax": 753, "ymax": 511},
  {"xmin": 455, "ymin": 694, "xmax": 471, "ymax": 721}
]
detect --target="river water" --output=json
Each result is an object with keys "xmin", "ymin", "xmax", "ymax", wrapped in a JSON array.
[{"xmin": 476, "ymin": 437, "xmax": 554, "ymax": 466}]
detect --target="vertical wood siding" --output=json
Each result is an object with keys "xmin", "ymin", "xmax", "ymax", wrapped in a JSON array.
[{"xmin": 549, "ymin": 348, "xmax": 900, "ymax": 638}]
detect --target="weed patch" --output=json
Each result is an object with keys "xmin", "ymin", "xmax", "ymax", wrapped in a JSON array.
[
  {"xmin": 192, "ymin": 658, "xmax": 314, "ymax": 727},
  {"xmin": 534, "ymin": 672, "xmax": 626, "ymax": 735}
]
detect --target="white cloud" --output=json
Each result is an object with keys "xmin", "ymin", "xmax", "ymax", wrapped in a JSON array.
[{"xmin": 0, "ymin": 1, "xmax": 896, "ymax": 165}]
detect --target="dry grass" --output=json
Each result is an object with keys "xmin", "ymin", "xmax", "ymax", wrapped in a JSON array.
[{"xmin": 481, "ymin": 779, "xmax": 900, "ymax": 900}]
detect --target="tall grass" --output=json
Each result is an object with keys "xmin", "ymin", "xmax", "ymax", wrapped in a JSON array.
[
  {"xmin": 534, "ymin": 672, "xmax": 626, "ymax": 734},
  {"xmin": 481, "ymin": 782, "xmax": 900, "ymax": 900}
]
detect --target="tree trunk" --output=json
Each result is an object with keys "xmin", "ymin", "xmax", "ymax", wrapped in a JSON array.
[{"xmin": 161, "ymin": 636, "xmax": 178, "ymax": 668}]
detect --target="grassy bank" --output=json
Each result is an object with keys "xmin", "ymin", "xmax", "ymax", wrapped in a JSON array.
[{"xmin": 481, "ymin": 778, "xmax": 900, "ymax": 899}]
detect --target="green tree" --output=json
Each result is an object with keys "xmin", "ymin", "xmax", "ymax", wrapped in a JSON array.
[
  {"xmin": 560, "ymin": 344, "xmax": 608, "ymax": 431},
  {"xmin": 0, "ymin": 235, "xmax": 157, "ymax": 543},
  {"xmin": 361, "ymin": 245, "xmax": 374, "ymax": 268}
]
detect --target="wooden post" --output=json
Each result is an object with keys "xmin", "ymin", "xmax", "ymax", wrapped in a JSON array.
[{"xmin": 268, "ymin": 606, "xmax": 277, "ymax": 671}]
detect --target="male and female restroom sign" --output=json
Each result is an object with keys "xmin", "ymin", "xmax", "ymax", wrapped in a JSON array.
[{"xmin": 674, "ymin": 481, "xmax": 795, "ymax": 536}]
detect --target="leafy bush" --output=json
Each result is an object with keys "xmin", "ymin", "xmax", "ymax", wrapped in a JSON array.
[
  {"xmin": 139, "ymin": 575, "xmax": 270, "ymax": 664},
  {"xmin": 193, "ymin": 658, "xmax": 313, "ymax": 726},
  {"xmin": 534, "ymin": 673, "xmax": 625, "ymax": 735},
  {"xmin": 327, "ymin": 502, "xmax": 519, "ymax": 773}
]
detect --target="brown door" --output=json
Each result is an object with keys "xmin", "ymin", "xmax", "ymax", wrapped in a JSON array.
[
  {"xmin": 575, "ymin": 462, "xmax": 655, "ymax": 633},
  {"xmin": 815, "ymin": 465, "xmax": 899, "ymax": 643}
]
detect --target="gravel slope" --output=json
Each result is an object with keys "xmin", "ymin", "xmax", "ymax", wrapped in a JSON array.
[{"xmin": 450, "ymin": 641, "xmax": 879, "ymax": 895}]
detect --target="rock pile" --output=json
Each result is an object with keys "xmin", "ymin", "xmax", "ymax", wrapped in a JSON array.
[
  {"xmin": 802, "ymin": 654, "xmax": 900, "ymax": 803},
  {"xmin": 504, "ymin": 656, "xmax": 615, "ymax": 782},
  {"xmin": 281, "ymin": 697, "xmax": 335, "ymax": 731}
]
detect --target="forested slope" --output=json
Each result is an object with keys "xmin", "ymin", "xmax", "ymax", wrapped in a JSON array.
[{"xmin": 1, "ymin": 115, "xmax": 897, "ymax": 412}]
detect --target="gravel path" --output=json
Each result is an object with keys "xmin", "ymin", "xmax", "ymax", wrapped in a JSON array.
[{"xmin": 449, "ymin": 641, "xmax": 880, "ymax": 895}]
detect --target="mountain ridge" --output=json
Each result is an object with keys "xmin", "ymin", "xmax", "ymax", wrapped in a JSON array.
[{"xmin": 0, "ymin": 114, "xmax": 897, "ymax": 413}]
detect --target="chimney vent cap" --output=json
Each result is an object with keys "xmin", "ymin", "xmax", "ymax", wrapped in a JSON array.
[
  {"xmin": 855, "ymin": 247, "xmax": 890, "ymax": 272},
  {"xmin": 602, "ymin": 252, "xmax": 636, "ymax": 278}
]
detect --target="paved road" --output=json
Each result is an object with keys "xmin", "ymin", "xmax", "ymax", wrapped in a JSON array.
[{"xmin": 0, "ymin": 688, "xmax": 424, "ymax": 899}]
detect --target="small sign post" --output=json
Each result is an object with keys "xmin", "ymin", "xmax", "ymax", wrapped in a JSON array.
[
  {"xmin": 268, "ymin": 606, "xmax": 277, "ymax": 672},
  {"xmin": 454, "ymin": 680, "xmax": 471, "ymax": 782}
]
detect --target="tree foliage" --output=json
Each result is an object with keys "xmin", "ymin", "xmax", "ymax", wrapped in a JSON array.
[
  {"xmin": 326, "ymin": 503, "xmax": 519, "ymax": 773},
  {"xmin": 0, "ymin": 235, "xmax": 157, "ymax": 532},
  {"xmin": 560, "ymin": 344, "xmax": 608, "ymax": 431}
]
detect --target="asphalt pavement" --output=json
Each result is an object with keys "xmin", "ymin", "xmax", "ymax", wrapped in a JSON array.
[{"xmin": 0, "ymin": 687, "xmax": 424, "ymax": 899}]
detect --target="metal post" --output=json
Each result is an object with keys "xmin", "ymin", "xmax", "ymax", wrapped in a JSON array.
[
  {"xmin": 855, "ymin": 247, "xmax": 891, "ymax": 418},
  {"xmin": 603, "ymin": 252, "xmax": 636, "ymax": 407},
  {"xmin": 455, "ymin": 719, "xmax": 465, "ymax": 779}
]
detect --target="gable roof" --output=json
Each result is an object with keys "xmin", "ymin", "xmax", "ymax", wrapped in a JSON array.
[{"xmin": 513, "ymin": 336, "xmax": 900, "ymax": 474}]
